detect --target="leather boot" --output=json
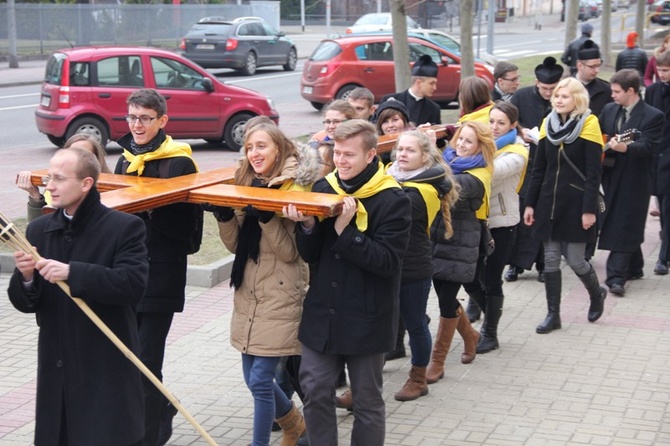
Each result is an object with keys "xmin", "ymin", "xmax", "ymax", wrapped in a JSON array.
[
  {"xmin": 536, "ymin": 270, "xmax": 562, "ymax": 334},
  {"xmin": 477, "ymin": 295, "xmax": 503, "ymax": 354},
  {"xmin": 578, "ymin": 265, "xmax": 607, "ymax": 322},
  {"xmin": 385, "ymin": 315, "xmax": 406, "ymax": 361},
  {"xmin": 276, "ymin": 401, "xmax": 307, "ymax": 446},
  {"xmin": 394, "ymin": 366, "xmax": 429, "ymax": 401},
  {"xmin": 504, "ymin": 265, "xmax": 522, "ymax": 282},
  {"xmin": 456, "ymin": 305, "xmax": 479, "ymax": 364},
  {"xmin": 465, "ymin": 288, "xmax": 485, "ymax": 323},
  {"xmin": 335, "ymin": 388, "xmax": 353, "ymax": 412},
  {"xmin": 426, "ymin": 315, "xmax": 459, "ymax": 384}
]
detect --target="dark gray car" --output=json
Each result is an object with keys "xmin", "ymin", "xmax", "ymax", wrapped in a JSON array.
[{"xmin": 180, "ymin": 16, "xmax": 298, "ymax": 75}]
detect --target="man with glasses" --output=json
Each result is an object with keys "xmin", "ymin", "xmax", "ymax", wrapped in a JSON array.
[
  {"xmin": 492, "ymin": 61, "xmax": 521, "ymax": 102},
  {"xmin": 575, "ymin": 40, "xmax": 612, "ymax": 116},
  {"xmin": 505, "ymin": 57, "xmax": 563, "ymax": 283},
  {"xmin": 115, "ymin": 88, "xmax": 201, "ymax": 446},
  {"xmin": 9, "ymin": 147, "xmax": 149, "ymax": 446}
]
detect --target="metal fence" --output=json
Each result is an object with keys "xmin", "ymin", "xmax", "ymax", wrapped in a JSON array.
[{"xmin": 0, "ymin": 2, "xmax": 280, "ymax": 56}]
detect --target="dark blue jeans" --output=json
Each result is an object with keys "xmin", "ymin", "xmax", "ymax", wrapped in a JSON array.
[
  {"xmin": 242, "ymin": 354, "xmax": 293, "ymax": 446},
  {"xmin": 399, "ymin": 278, "xmax": 432, "ymax": 367}
]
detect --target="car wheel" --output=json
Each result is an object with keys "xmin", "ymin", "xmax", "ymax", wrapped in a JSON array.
[
  {"xmin": 283, "ymin": 47, "xmax": 298, "ymax": 71},
  {"xmin": 335, "ymin": 84, "xmax": 360, "ymax": 101},
  {"xmin": 310, "ymin": 102, "xmax": 325, "ymax": 111},
  {"xmin": 224, "ymin": 113, "xmax": 254, "ymax": 152},
  {"xmin": 240, "ymin": 52, "xmax": 257, "ymax": 76},
  {"xmin": 47, "ymin": 134, "xmax": 66, "ymax": 148},
  {"xmin": 65, "ymin": 117, "xmax": 109, "ymax": 148}
]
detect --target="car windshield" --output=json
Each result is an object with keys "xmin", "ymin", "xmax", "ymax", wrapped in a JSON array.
[
  {"xmin": 426, "ymin": 33, "xmax": 459, "ymax": 52},
  {"xmin": 187, "ymin": 23, "xmax": 233, "ymax": 36},
  {"xmin": 355, "ymin": 14, "xmax": 388, "ymax": 25},
  {"xmin": 310, "ymin": 41, "xmax": 342, "ymax": 61}
]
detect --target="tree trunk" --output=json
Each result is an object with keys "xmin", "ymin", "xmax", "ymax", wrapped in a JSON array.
[
  {"xmin": 564, "ymin": 0, "xmax": 579, "ymax": 48},
  {"xmin": 460, "ymin": 0, "xmax": 475, "ymax": 79},
  {"xmin": 390, "ymin": 0, "xmax": 411, "ymax": 93},
  {"xmin": 601, "ymin": 0, "xmax": 612, "ymax": 67}
]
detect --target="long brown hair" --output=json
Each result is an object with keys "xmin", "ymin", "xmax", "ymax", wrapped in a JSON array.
[
  {"xmin": 459, "ymin": 76, "xmax": 492, "ymax": 116},
  {"xmin": 234, "ymin": 116, "xmax": 299, "ymax": 186},
  {"xmin": 64, "ymin": 133, "xmax": 111, "ymax": 173}
]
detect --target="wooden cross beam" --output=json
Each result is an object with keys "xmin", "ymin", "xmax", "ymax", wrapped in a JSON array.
[{"xmin": 27, "ymin": 126, "xmax": 450, "ymax": 218}]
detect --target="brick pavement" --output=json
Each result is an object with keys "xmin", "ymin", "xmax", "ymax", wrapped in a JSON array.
[{"xmin": 1, "ymin": 214, "xmax": 669, "ymax": 445}]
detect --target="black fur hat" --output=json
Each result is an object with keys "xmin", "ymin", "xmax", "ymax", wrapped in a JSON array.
[
  {"xmin": 534, "ymin": 57, "xmax": 563, "ymax": 84},
  {"xmin": 412, "ymin": 54, "xmax": 438, "ymax": 77},
  {"xmin": 578, "ymin": 40, "xmax": 601, "ymax": 61}
]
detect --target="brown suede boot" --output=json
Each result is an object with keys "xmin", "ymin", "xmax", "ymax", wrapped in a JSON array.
[
  {"xmin": 456, "ymin": 305, "xmax": 480, "ymax": 364},
  {"xmin": 394, "ymin": 366, "xmax": 429, "ymax": 401},
  {"xmin": 335, "ymin": 388, "xmax": 353, "ymax": 411},
  {"xmin": 275, "ymin": 401, "xmax": 307, "ymax": 446},
  {"xmin": 425, "ymin": 315, "xmax": 459, "ymax": 384}
]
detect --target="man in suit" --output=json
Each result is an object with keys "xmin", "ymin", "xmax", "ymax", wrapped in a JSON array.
[
  {"xmin": 644, "ymin": 51, "xmax": 670, "ymax": 275},
  {"xmin": 379, "ymin": 54, "xmax": 441, "ymax": 127},
  {"xmin": 598, "ymin": 69, "xmax": 664, "ymax": 296},
  {"xmin": 492, "ymin": 61, "xmax": 521, "ymax": 102},
  {"xmin": 575, "ymin": 40, "xmax": 612, "ymax": 117}
]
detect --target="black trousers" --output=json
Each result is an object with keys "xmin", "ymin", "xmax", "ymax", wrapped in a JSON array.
[
  {"xmin": 658, "ymin": 194, "xmax": 670, "ymax": 263},
  {"xmin": 606, "ymin": 248, "xmax": 644, "ymax": 287},
  {"xmin": 484, "ymin": 226, "xmax": 517, "ymax": 296}
]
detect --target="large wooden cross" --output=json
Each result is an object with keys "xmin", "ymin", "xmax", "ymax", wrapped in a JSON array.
[{"xmin": 29, "ymin": 126, "xmax": 449, "ymax": 217}]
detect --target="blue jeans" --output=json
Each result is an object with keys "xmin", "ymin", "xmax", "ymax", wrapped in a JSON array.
[
  {"xmin": 242, "ymin": 354, "xmax": 293, "ymax": 446},
  {"xmin": 399, "ymin": 278, "xmax": 432, "ymax": 367}
]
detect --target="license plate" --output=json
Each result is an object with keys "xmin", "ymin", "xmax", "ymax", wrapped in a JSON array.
[
  {"xmin": 197, "ymin": 44, "xmax": 215, "ymax": 50},
  {"xmin": 302, "ymin": 86, "xmax": 313, "ymax": 94},
  {"xmin": 40, "ymin": 95, "xmax": 51, "ymax": 107}
]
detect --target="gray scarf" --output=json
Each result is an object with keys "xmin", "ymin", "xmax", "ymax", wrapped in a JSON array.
[{"xmin": 544, "ymin": 110, "xmax": 590, "ymax": 146}]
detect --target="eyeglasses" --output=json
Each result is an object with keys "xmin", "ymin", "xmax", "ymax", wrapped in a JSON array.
[
  {"xmin": 502, "ymin": 76, "xmax": 521, "ymax": 82},
  {"xmin": 125, "ymin": 115, "xmax": 158, "ymax": 125},
  {"xmin": 42, "ymin": 175, "xmax": 82, "ymax": 185},
  {"xmin": 582, "ymin": 62, "xmax": 602, "ymax": 70},
  {"xmin": 323, "ymin": 119, "xmax": 348, "ymax": 126}
]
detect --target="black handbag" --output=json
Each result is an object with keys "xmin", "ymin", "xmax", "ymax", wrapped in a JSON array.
[
  {"xmin": 559, "ymin": 149, "xmax": 606, "ymax": 214},
  {"xmin": 480, "ymin": 220, "xmax": 495, "ymax": 256}
]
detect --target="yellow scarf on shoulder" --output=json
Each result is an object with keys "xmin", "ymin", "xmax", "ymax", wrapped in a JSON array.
[
  {"xmin": 466, "ymin": 166, "xmax": 492, "ymax": 220},
  {"xmin": 495, "ymin": 143, "xmax": 529, "ymax": 193},
  {"xmin": 400, "ymin": 181, "xmax": 441, "ymax": 234},
  {"xmin": 325, "ymin": 162, "xmax": 401, "ymax": 232},
  {"xmin": 458, "ymin": 103, "xmax": 494, "ymax": 125},
  {"xmin": 122, "ymin": 136, "xmax": 198, "ymax": 175}
]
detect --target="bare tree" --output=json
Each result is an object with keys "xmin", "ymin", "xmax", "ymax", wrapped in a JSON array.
[
  {"xmin": 564, "ymin": 0, "xmax": 579, "ymax": 47},
  {"xmin": 635, "ymin": 0, "xmax": 646, "ymax": 48},
  {"xmin": 460, "ymin": 0, "xmax": 474, "ymax": 79},
  {"xmin": 390, "ymin": 0, "xmax": 411, "ymax": 93},
  {"xmin": 600, "ymin": 0, "xmax": 612, "ymax": 67}
]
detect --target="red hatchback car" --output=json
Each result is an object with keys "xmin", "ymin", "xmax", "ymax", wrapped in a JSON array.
[
  {"xmin": 300, "ymin": 35, "xmax": 494, "ymax": 110},
  {"xmin": 35, "ymin": 46, "xmax": 279, "ymax": 151}
]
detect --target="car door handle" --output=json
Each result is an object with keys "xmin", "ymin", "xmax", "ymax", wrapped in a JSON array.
[
  {"xmin": 163, "ymin": 95, "xmax": 171, "ymax": 100},
  {"xmin": 363, "ymin": 68, "xmax": 375, "ymax": 73},
  {"xmin": 98, "ymin": 93, "xmax": 111, "ymax": 98}
]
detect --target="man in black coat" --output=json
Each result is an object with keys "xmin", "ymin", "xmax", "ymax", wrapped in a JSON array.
[
  {"xmin": 562, "ymin": 23, "xmax": 594, "ymax": 76},
  {"xmin": 505, "ymin": 57, "xmax": 563, "ymax": 282},
  {"xmin": 8, "ymin": 148, "xmax": 149, "ymax": 446},
  {"xmin": 492, "ymin": 61, "xmax": 521, "ymax": 102},
  {"xmin": 115, "ymin": 89, "xmax": 201, "ymax": 445},
  {"xmin": 380, "ymin": 54, "xmax": 441, "ymax": 127},
  {"xmin": 644, "ymin": 51, "xmax": 670, "ymax": 275},
  {"xmin": 287, "ymin": 120, "xmax": 411, "ymax": 446},
  {"xmin": 598, "ymin": 69, "xmax": 664, "ymax": 296},
  {"xmin": 575, "ymin": 40, "xmax": 613, "ymax": 117}
]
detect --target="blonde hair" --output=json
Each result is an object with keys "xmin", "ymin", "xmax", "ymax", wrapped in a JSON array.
[
  {"xmin": 551, "ymin": 77, "xmax": 590, "ymax": 118},
  {"xmin": 324, "ymin": 99, "xmax": 357, "ymax": 120},
  {"xmin": 234, "ymin": 116, "xmax": 298, "ymax": 186},
  {"xmin": 449, "ymin": 121, "xmax": 496, "ymax": 170},
  {"xmin": 392, "ymin": 130, "xmax": 460, "ymax": 239}
]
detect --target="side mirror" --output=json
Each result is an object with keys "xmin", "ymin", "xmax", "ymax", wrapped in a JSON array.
[
  {"xmin": 440, "ymin": 56, "xmax": 449, "ymax": 67},
  {"xmin": 202, "ymin": 77, "xmax": 214, "ymax": 93},
  {"xmin": 277, "ymin": 31, "xmax": 286, "ymax": 37}
]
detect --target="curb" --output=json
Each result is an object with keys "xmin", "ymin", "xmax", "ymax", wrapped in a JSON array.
[{"xmin": 0, "ymin": 253, "xmax": 234, "ymax": 289}]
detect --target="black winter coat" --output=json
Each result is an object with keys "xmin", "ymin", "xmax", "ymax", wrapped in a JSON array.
[
  {"xmin": 525, "ymin": 115, "xmax": 603, "ymax": 243},
  {"xmin": 616, "ymin": 47, "xmax": 649, "ymax": 79},
  {"xmin": 644, "ymin": 81, "xmax": 670, "ymax": 195},
  {"xmin": 400, "ymin": 167, "xmax": 452, "ymax": 282},
  {"xmin": 296, "ymin": 176, "xmax": 411, "ymax": 355},
  {"xmin": 381, "ymin": 90, "xmax": 441, "ymax": 126},
  {"xmin": 583, "ymin": 77, "xmax": 613, "ymax": 117},
  {"xmin": 598, "ymin": 100, "xmax": 664, "ymax": 251},
  {"xmin": 7, "ymin": 188, "xmax": 148, "ymax": 446},
  {"xmin": 431, "ymin": 172, "xmax": 485, "ymax": 283},
  {"xmin": 561, "ymin": 34, "xmax": 591, "ymax": 74},
  {"xmin": 115, "ymin": 136, "xmax": 199, "ymax": 313}
]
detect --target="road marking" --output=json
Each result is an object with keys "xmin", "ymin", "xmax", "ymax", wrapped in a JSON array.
[
  {"xmin": 226, "ymin": 71, "xmax": 303, "ymax": 85},
  {"xmin": 0, "ymin": 104, "xmax": 37, "ymax": 111},
  {"xmin": 0, "ymin": 93, "xmax": 39, "ymax": 100}
]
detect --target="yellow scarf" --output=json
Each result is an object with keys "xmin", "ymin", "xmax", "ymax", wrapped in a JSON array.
[
  {"xmin": 466, "ymin": 166, "xmax": 493, "ymax": 220},
  {"xmin": 325, "ymin": 162, "xmax": 401, "ymax": 232},
  {"xmin": 401, "ymin": 181, "xmax": 441, "ymax": 234},
  {"xmin": 122, "ymin": 135, "xmax": 198, "ymax": 176},
  {"xmin": 458, "ymin": 103, "xmax": 494, "ymax": 125},
  {"xmin": 494, "ymin": 143, "xmax": 529, "ymax": 193}
]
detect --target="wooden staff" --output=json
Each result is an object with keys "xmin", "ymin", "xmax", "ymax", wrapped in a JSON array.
[{"xmin": 0, "ymin": 212, "xmax": 217, "ymax": 446}]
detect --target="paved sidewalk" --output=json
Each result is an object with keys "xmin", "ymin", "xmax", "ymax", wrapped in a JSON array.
[{"xmin": 1, "ymin": 214, "xmax": 669, "ymax": 445}]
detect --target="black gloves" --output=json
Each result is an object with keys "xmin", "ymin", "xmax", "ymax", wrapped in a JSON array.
[
  {"xmin": 201, "ymin": 203, "xmax": 235, "ymax": 222},
  {"xmin": 244, "ymin": 205, "xmax": 275, "ymax": 223}
]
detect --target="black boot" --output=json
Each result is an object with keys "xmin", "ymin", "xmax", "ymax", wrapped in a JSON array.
[
  {"xmin": 465, "ymin": 288, "xmax": 485, "ymax": 323},
  {"xmin": 578, "ymin": 265, "xmax": 607, "ymax": 322},
  {"xmin": 504, "ymin": 265, "xmax": 522, "ymax": 282},
  {"xmin": 385, "ymin": 315, "xmax": 406, "ymax": 361},
  {"xmin": 477, "ymin": 295, "xmax": 503, "ymax": 353},
  {"xmin": 536, "ymin": 270, "xmax": 562, "ymax": 334}
]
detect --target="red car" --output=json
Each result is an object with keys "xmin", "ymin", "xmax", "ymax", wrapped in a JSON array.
[
  {"xmin": 300, "ymin": 35, "xmax": 494, "ymax": 110},
  {"xmin": 35, "ymin": 46, "xmax": 279, "ymax": 150}
]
